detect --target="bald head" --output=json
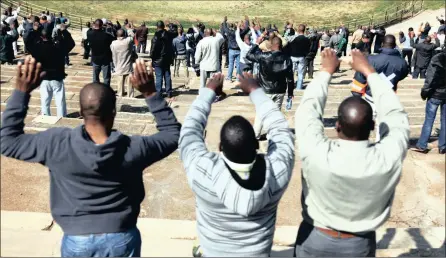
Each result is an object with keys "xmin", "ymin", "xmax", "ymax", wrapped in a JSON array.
[
  {"xmin": 116, "ymin": 29, "xmax": 124, "ymax": 38},
  {"xmin": 271, "ymin": 36, "xmax": 282, "ymax": 50},
  {"xmin": 80, "ymin": 83, "xmax": 116, "ymax": 123},
  {"xmin": 424, "ymin": 36, "xmax": 431, "ymax": 44},
  {"xmin": 382, "ymin": 34, "xmax": 396, "ymax": 49},
  {"xmin": 336, "ymin": 97, "xmax": 374, "ymax": 140}
]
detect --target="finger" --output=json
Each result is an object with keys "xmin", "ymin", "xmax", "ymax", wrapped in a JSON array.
[
  {"xmin": 147, "ymin": 61, "xmax": 153, "ymax": 76},
  {"xmin": 135, "ymin": 60, "xmax": 144, "ymax": 83},
  {"xmin": 27, "ymin": 58, "xmax": 36, "ymax": 83},
  {"xmin": 32, "ymin": 62, "xmax": 43, "ymax": 85},
  {"xmin": 16, "ymin": 62, "xmax": 22, "ymax": 79},
  {"xmin": 139, "ymin": 60, "xmax": 149, "ymax": 83},
  {"xmin": 22, "ymin": 56, "xmax": 30, "ymax": 80}
]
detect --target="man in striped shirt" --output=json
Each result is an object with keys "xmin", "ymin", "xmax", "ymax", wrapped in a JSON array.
[{"xmin": 179, "ymin": 72, "xmax": 295, "ymax": 257}]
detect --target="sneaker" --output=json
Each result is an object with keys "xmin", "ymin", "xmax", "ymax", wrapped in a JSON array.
[{"xmin": 410, "ymin": 147, "xmax": 429, "ymax": 154}]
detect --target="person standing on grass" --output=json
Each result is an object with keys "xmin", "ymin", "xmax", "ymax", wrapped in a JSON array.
[
  {"xmin": 111, "ymin": 29, "xmax": 135, "ymax": 97},
  {"xmin": 81, "ymin": 22, "xmax": 92, "ymax": 64},
  {"xmin": 29, "ymin": 27, "xmax": 74, "ymax": 118},
  {"xmin": 411, "ymin": 47, "xmax": 446, "ymax": 154},
  {"xmin": 0, "ymin": 58, "xmax": 181, "ymax": 257},
  {"xmin": 294, "ymin": 48, "xmax": 409, "ymax": 257},
  {"xmin": 135, "ymin": 22, "xmax": 149, "ymax": 54},
  {"xmin": 246, "ymin": 37, "xmax": 294, "ymax": 138},
  {"xmin": 179, "ymin": 72, "xmax": 294, "ymax": 257},
  {"xmin": 88, "ymin": 19, "xmax": 115, "ymax": 87},
  {"xmin": 150, "ymin": 21, "xmax": 177, "ymax": 98},
  {"xmin": 172, "ymin": 26, "xmax": 189, "ymax": 77}
]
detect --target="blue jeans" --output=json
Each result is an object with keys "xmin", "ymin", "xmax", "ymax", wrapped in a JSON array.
[
  {"xmin": 40, "ymin": 80, "xmax": 67, "ymax": 117},
  {"xmin": 294, "ymin": 221, "xmax": 376, "ymax": 257},
  {"xmin": 291, "ymin": 56, "xmax": 305, "ymax": 90},
  {"xmin": 92, "ymin": 62, "xmax": 111, "ymax": 87},
  {"xmin": 416, "ymin": 98, "xmax": 446, "ymax": 151},
  {"xmin": 154, "ymin": 65, "xmax": 172, "ymax": 94},
  {"xmin": 61, "ymin": 227, "xmax": 141, "ymax": 257},
  {"xmin": 226, "ymin": 49, "xmax": 240, "ymax": 81}
]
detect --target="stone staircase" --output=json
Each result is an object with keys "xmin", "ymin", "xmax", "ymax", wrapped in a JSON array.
[{"xmin": 1, "ymin": 30, "xmax": 444, "ymax": 257}]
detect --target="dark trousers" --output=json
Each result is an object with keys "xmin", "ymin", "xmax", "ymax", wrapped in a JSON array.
[
  {"xmin": 320, "ymin": 46, "xmax": 326, "ymax": 52},
  {"xmin": 402, "ymin": 49, "xmax": 413, "ymax": 68},
  {"xmin": 342, "ymin": 44, "xmax": 347, "ymax": 56},
  {"xmin": 83, "ymin": 44, "xmax": 90, "ymax": 60},
  {"xmin": 137, "ymin": 42, "xmax": 146, "ymax": 54},
  {"xmin": 65, "ymin": 55, "xmax": 70, "ymax": 65},
  {"xmin": 351, "ymin": 43, "xmax": 357, "ymax": 50},
  {"xmin": 413, "ymin": 67, "xmax": 427, "ymax": 79},
  {"xmin": 294, "ymin": 221, "xmax": 376, "ymax": 257},
  {"xmin": 154, "ymin": 65, "xmax": 172, "ymax": 95},
  {"xmin": 186, "ymin": 49, "xmax": 195, "ymax": 67},
  {"xmin": 92, "ymin": 62, "xmax": 111, "ymax": 87},
  {"xmin": 304, "ymin": 53, "xmax": 316, "ymax": 79}
]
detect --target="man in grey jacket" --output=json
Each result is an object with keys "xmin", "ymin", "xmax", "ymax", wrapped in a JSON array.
[
  {"xmin": 179, "ymin": 72, "xmax": 294, "ymax": 257},
  {"xmin": 195, "ymin": 28, "xmax": 225, "ymax": 89},
  {"xmin": 294, "ymin": 48, "xmax": 409, "ymax": 257}
]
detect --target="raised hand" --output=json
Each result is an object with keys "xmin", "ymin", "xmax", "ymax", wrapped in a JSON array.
[
  {"xmin": 15, "ymin": 56, "xmax": 46, "ymax": 94},
  {"xmin": 206, "ymin": 73, "xmax": 224, "ymax": 96},
  {"xmin": 130, "ymin": 59, "xmax": 156, "ymax": 98},
  {"xmin": 319, "ymin": 48, "xmax": 340, "ymax": 75},
  {"xmin": 349, "ymin": 49, "xmax": 375, "ymax": 78},
  {"xmin": 237, "ymin": 72, "xmax": 259, "ymax": 94}
]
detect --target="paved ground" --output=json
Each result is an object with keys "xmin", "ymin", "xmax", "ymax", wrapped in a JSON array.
[{"xmin": 1, "ymin": 20, "xmax": 445, "ymax": 257}]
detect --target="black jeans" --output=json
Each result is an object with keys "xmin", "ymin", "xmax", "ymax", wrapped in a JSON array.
[
  {"xmin": 186, "ymin": 48, "xmax": 195, "ymax": 67},
  {"xmin": 137, "ymin": 42, "xmax": 146, "ymax": 54},
  {"xmin": 351, "ymin": 43, "xmax": 357, "ymax": 50},
  {"xmin": 304, "ymin": 53, "xmax": 316, "ymax": 79},
  {"xmin": 83, "ymin": 41, "xmax": 90, "ymax": 60},
  {"xmin": 413, "ymin": 67, "xmax": 427, "ymax": 79},
  {"xmin": 92, "ymin": 62, "xmax": 111, "ymax": 87},
  {"xmin": 402, "ymin": 49, "xmax": 413, "ymax": 68}
]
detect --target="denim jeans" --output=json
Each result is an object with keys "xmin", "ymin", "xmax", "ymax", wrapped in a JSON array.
[
  {"xmin": 226, "ymin": 49, "xmax": 240, "ymax": 81},
  {"xmin": 92, "ymin": 62, "xmax": 111, "ymax": 87},
  {"xmin": 40, "ymin": 80, "xmax": 67, "ymax": 117},
  {"xmin": 61, "ymin": 227, "xmax": 141, "ymax": 257},
  {"xmin": 186, "ymin": 48, "xmax": 195, "ymax": 67},
  {"xmin": 294, "ymin": 221, "xmax": 376, "ymax": 257},
  {"xmin": 291, "ymin": 56, "xmax": 305, "ymax": 90},
  {"xmin": 154, "ymin": 65, "xmax": 172, "ymax": 94},
  {"xmin": 416, "ymin": 98, "xmax": 446, "ymax": 151}
]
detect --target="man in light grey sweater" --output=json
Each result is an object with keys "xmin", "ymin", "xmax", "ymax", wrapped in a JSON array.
[
  {"xmin": 179, "ymin": 73, "xmax": 295, "ymax": 257},
  {"xmin": 294, "ymin": 48, "xmax": 410, "ymax": 257},
  {"xmin": 195, "ymin": 29, "xmax": 225, "ymax": 89}
]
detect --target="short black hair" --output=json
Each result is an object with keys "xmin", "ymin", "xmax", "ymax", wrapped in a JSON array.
[
  {"xmin": 338, "ymin": 97, "xmax": 373, "ymax": 139},
  {"xmin": 156, "ymin": 20, "xmax": 165, "ymax": 29},
  {"xmin": 79, "ymin": 83, "xmax": 116, "ymax": 122},
  {"xmin": 408, "ymin": 27, "xmax": 414, "ymax": 31},
  {"xmin": 220, "ymin": 116, "xmax": 258, "ymax": 164},
  {"xmin": 94, "ymin": 19, "xmax": 103, "ymax": 28},
  {"xmin": 439, "ymin": 19, "xmax": 444, "ymax": 25}
]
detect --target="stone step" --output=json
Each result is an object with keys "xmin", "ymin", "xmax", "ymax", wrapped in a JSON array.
[{"xmin": 1, "ymin": 211, "xmax": 444, "ymax": 257}]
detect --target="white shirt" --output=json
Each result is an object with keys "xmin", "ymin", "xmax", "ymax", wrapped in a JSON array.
[
  {"xmin": 195, "ymin": 33, "xmax": 224, "ymax": 72},
  {"xmin": 3, "ymin": 6, "xmax": 20, "ymax": 25},
  {"xmin": 295, "ymin": 72, "xmax": 409, "ymax": 233}
]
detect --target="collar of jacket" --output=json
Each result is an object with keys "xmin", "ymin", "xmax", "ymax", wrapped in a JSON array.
[{"xmin": 380, "ymin": 48, "xmax": 401, "ymax": 56}]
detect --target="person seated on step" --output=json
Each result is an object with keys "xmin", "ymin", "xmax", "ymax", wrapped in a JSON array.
[
  {"xmin": 293, "ymin": 48, "xmax": 410, "ymax": 257},
  {"xmin": 0, "ymin": 58, "xmax": 181, "ymax": 257},
  {"xmin": 351, "ymin": 35, "xmax": 409, "ymax": 141},
  {"xmin": 179, "ymin": 72, "xmax": 294, "ymax": 257}
]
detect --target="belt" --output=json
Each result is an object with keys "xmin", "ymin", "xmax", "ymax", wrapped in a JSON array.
[{"xmin": 315, "ymin": 227, "xmax": 357, "ymax": 239}]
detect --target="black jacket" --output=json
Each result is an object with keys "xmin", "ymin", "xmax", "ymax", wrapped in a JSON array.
[
  {"xmin": 0, "ymin": 29, "xmax": 18, "ymax": 62},
  {"xmin": 285, "ymin": 35, "xmax": 310, "ymax": 58},
  {"xmin": 308, "ymin": 32, "xmax": 320, "ymax": 54},
  {"xmin": 222, "ymin": 20, "xmax": 250, "ymax": 50},
  {"xmin": 246, "ymin": 45, "xmax": 294, "ymax": 96},
  {"xmin": 411, "ymin": 38, "xmax": 440, "ymax": 69},
  {"xmin": 150, "ymin": 29, "xmax": 176, "ymax": 67},
  {"xmin": 355, "ymin": 40, "xmax": 372, "ymax": 55},
  {"xmin": 87, "ymin": 28, "xmax": 115, "ymax": 65},
  {"xmin": 421, "ymin": 51, "xmax": 446, "ymax": 100},
  {"xmin": 29, "ymin": 30, "xmax": 75, "ymax": 81}
]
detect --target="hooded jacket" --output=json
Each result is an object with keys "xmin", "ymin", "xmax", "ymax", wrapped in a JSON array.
[
  {"xmin": 0, "ymin": 91, "xmax": 181, "ymax": 235},
  {"xmin": 246, "ymin": 44, "xmax": 294, "ymax": 96},
  {"xmin": 351, "ymin": 48, "xmax": 409, "ymax": 99}
]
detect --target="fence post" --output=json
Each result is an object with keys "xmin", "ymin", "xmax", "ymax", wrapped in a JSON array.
[
  {"xmin": 420, "ymin": 0, "xmax": 424, "ymax": 11},
  {"xmin": 412, "ymin": 1, "xmax": 415, "ymax": 17},
  {"xmin": 395, "ymin": 6, "xmax": 399, "ymax": 20},
  {"xmin": 400, "ymin": 9, "xmax": 403, "ymax": 22},
  {"xmin": 80, "ymin": 17, "xmax": 83, "ymax": 31}
]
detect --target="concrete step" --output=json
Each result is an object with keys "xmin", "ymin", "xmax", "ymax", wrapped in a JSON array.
[{"xmin": 1, "ymin": 211, "xmax": 444, "ymax": 257}]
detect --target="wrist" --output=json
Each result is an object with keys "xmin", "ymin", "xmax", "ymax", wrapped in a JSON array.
[{"xmin": 362, "ymin": 67, "xmax": 376, "ymax": 78}]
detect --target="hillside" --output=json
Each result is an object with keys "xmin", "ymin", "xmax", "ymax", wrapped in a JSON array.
[{"xmin": 23, "ymin": 0, "xmax": 443, "ymax": 28}]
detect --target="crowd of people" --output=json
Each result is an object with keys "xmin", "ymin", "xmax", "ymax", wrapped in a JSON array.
[{"xmin": 0, "ymin": 5, "xmax": 445, "ymax": 257}]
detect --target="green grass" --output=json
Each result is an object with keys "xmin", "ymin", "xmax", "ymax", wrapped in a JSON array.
[{"xmin": 18, "ymin": 0, "xmax": 444, "ymax": 31}]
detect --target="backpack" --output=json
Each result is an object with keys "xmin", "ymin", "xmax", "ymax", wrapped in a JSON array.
[{"xmin": 337, "ymin": 37, "xmax": 347, "ymax": 50}]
